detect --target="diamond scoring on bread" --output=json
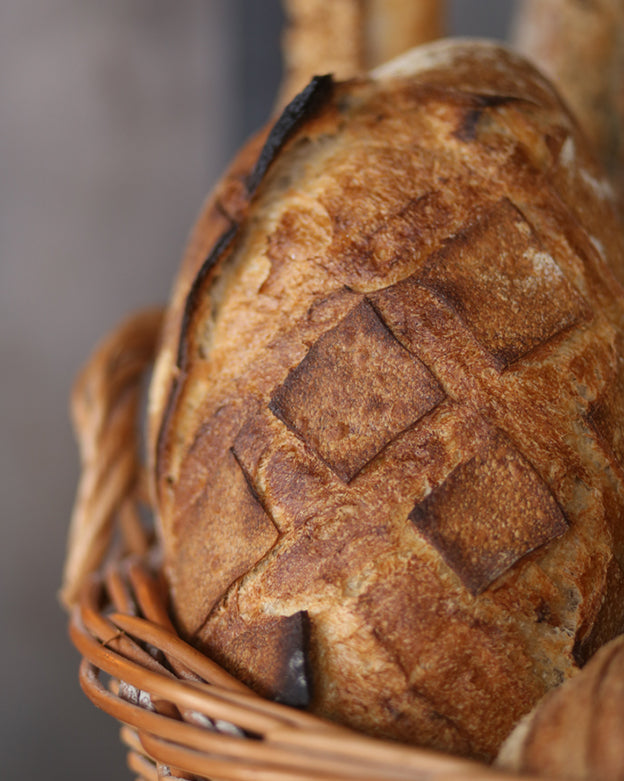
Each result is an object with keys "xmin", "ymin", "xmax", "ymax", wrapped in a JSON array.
[
  {"xmin": 409, "ymin": 429, "xmax": 568, "ymax": 595},
  {"xmin": 414, "ymin": 198, "xmax": 591, "ymax": 369},
  {"xmin": 269, "ymin": 298, "xmax": 445, "ymax": 482}
]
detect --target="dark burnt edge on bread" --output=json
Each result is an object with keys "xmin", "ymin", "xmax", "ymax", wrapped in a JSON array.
[
  {"xmin": 175, "ymin": 72, "xmax": 336, "ymax": 377},
  {"xmin": 246, "ymin": 74, "xmax": 335, "ymax": 195},
  {"xmin": 153, "ymin": 224, "xmax": 239, "ymax": 491},
  {"xmin": 175, "ymin": 224, "xmax": 239, "ymax": 370},
  {"xmin": 197, "ymin": 609, "xmax": 314, "ymax": 709},
  {"xmin": 155, "ymin": 75, "xmax": 337, "ymax": 491},
  {"xmin": 273, "ymin": 609, "xmax": 313, "ymax": 708}
]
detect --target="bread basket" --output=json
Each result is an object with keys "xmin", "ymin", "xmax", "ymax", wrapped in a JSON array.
[{"xmin": 62, "ymin": 3, "xmax": 624, "ymax": 778}]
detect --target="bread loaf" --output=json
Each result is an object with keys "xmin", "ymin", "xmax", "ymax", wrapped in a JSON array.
[{"xmin": 148, "ymin": 40, "xmax": 624, "ymax": 760}]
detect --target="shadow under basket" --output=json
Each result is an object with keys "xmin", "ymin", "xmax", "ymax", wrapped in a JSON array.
[{"xmin": 63, "ymin": 309, "xmax": 543, "ymax": 781}]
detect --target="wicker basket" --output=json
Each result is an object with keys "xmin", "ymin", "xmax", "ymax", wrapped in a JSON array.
[
  {"xmin": 60, "ymin": 1, "xmax": 624, "ymax": 774},
  {"xmin": 62, "ymin": 309, "xmax": 550, "ymax": 781}
]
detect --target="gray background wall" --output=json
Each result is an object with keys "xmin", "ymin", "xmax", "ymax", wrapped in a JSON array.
[{"xmin": 1, "ymin": 2, "xmax": 513, "ymax": 777}]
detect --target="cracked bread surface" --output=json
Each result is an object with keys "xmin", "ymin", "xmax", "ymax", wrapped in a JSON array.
[{"xmin": 148, "ymin": 40, "xmax": 624, "ymax": 760}]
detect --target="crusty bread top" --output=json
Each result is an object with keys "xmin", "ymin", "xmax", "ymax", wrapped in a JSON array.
[
  {"xmin": 149, "ymin": 40, "xmax": 624, "ymax": 497},
  {"xmin": 148, "ymin": 40, "xmax": 624, "ymax": 759}
]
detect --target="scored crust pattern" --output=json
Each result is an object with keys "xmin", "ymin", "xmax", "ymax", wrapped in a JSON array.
[
  {"xmin": 262, "ymin": 197, "xmax": 588, "ymax": 592},
  {"xmin": 173, "ymin": 442, "xmax": 279, "ymax": 633},
  {"xmin": 408, "ymin": 431, "xmax": 568, "ymax": 594},
  {"xmin": 415, "ymin": 199, "xmax": 589, "ymax": 369},
  {"xmin": 269, "ymin": 298, "xmax": 445, "ymax": 482}
]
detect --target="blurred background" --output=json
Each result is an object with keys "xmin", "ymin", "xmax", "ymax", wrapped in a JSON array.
[{"xmin": 1, "ymin": 2, "xmax": 513, "ymax": 777}]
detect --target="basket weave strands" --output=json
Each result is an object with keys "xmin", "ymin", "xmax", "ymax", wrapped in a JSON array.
[{"xmin": 64, "ymin": 310, "xmax": 547, "ymax": 781}]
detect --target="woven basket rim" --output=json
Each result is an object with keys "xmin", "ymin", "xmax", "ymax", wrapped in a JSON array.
[{"xmin": 73, "ymin": 556, "xmax": 544, "ymax": 781}]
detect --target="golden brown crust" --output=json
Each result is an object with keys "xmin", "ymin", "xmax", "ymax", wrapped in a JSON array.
[
  {"xmin": 408, "ymin": 428, "xmax": 569, "ymax": 596},
  {"xmin": 269, "ymin": 298, "xmax": 446, "ymax": 482},
  {"xmin": 149, "ymin": 40, "xmax": 624, "ymax": 760}
]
